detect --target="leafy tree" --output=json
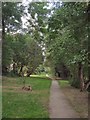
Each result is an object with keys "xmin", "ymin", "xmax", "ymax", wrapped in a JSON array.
[
  {"xmin": 47, "ymin": 2, "xmax": 88, "ymax": 91},
  {"xmin": 2, "ymin": 2, "xmax": 23, "ymax": 74},
  {"xmin": 2, "ymin": 34, "xmax": 14, "ymax": 74},
  {"xmin": 2, "ymin": 33, "xmax": 43, "ymax": 76},
  {"xmin": 24, "ymin": 35, "xmax": 43, "ymax": 77},
  {"xmin": 2, "ymin": 2, "xmax": 23, "ymax": 34}
]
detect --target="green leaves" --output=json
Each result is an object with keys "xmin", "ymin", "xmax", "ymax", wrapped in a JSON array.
[
  {"xmin": 2, "ymin": 33, "xmax": 43, "ymax": 75},
  {"xmin": 2, "ymin": 2, "xmax": 22, "ymax": 33},
  {"xmin": 2, "ymin": 34, "xmax": 14, "ymax": 67},
  {"xmin": 46, "ymin": 2, "xmax": 88, "ymax": 81}
]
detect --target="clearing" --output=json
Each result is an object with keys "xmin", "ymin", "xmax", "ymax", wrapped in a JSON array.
[{"xmin": 2, "ymin": 76, "xmax": 51, "ymax": 118}]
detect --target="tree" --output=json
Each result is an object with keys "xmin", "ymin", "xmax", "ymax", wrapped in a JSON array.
[
  {"xmin": 2, "ymin": 2, "xmax": 45, "ymax": 76},
  {"xmin": 2, "ymin": 2, "xmax": 23, "ymax": 74},
  {"xmin": 24, "ymin": 35, "xmax": 43, "ymax": 77},
  {"xmin": 46, "ymin": 2, "xmax": 88, "ymax": 90},
  {"xmin": 2, "ymin": 33, "xmax": 43, "ymax": 76},
  {"xmin": 2, "ymin": 34, "xmax": 14, "ymax": 75},
  {"xmin": 2, "ymin": 2, "xmax": 23, "ymax": 34}
]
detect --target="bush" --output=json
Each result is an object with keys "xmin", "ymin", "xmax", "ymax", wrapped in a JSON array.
[{"xmin": 70, "ymin": 79, "xmax": 80, "ymax": 88}]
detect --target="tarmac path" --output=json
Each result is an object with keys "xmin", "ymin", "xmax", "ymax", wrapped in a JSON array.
[{"xmin": 49, "ymin": 80, "xmax": 80, "ymax": 118}]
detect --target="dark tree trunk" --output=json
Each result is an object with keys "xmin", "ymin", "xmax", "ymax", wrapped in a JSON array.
[
  {"xmin": 78, "ymin": 62, "xmax": 84, "ymax": 91},
  {"xmin": 19, "ymin": 64, "xmax": 24, "ymax": 76},
  {"xmin": 2, "ymin": 19, "xmax": 6, "ymax": 75},
  {"xmin": 27, "ymin": 70, "xmax": 32, "ymax": 77},
  {"xmin": 2, "ymin": 18, "xmax": 5, "ymax": 40},
  {"xmin": 27, "ymin": 69, "xmax": 33, "ymax": 77},
  {"xmin": 13, "ymin": 63, "xmax": 18, "ymax": 75},
  {"xmin": 58, "ymin": 72, "xmax": 61, "ymax": 77},
  {"xmin": 27, "ymin": 73, "xmax": 31, "ymax": 77},
  {"xmin": 2, "ymin": 65, "xmax": 8, "ymax": 75}
]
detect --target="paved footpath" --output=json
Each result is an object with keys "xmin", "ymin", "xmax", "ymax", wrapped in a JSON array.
[{"xmin": 49, "ymin": 80, "xmax": 80, "ymax": 118}]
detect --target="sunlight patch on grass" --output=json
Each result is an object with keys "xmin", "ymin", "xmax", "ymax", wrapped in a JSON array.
[{"xmin": 30, "ymin": 74, "xmax": 47, "ymax": 78}]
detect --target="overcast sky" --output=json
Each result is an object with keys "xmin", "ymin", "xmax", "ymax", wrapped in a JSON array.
[{"xmin": 21, "ymin": 0, "xmax": 62, "ymax": 29}]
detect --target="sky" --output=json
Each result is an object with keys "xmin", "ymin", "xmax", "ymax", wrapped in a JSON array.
[
  {"xmin": 22, "ymin": 0, "xmax": 62, "ymax": 3},
  {"xmin": 21, "ymin": 0, "xmax": 62, "ymax": 29}
]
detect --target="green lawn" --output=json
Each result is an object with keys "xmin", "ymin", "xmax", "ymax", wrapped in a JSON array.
[
  {"xmin": 2, "ymin": 76, "xmax": 51, "ymax": 118},
  {"xmin": 58, "ymin": 80, "xmax": 69, "ymax": 88}
]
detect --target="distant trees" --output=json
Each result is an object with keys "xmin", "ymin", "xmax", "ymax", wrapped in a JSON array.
[
  {"xmin": 2, "ymin": 2, "xmax": 89, "ymax": 91},
  {"xmin": 2, "ymin": 33, "xmax": 43, "ymax": 76},
  {"xmin": 2, "ymin": 2, "xmax": 23, "ymax": 75},
  {"xmin": 2, "ymin": 2, "xmax": 45, "ymax": 76},
  {"xmin": 2, "ymin": 34, "xmax": 14, "ymax": 74}
]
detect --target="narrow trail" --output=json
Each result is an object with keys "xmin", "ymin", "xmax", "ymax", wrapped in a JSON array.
[{"xmin": 49, "ymin": 80, "xmax": 80, "ymax": 118}]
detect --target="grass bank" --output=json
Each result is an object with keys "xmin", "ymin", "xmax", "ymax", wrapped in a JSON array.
[
  {"xmin": 2, "ymin": 76, "xmax": 51, "ymax": 118},
  {"xmin": 58, "ymin": 80, "xmax": 88, "ymax": 118}
]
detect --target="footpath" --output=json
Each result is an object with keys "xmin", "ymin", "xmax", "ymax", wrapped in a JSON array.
[{"xmin": 49, "ymin": 80, "xmax": 80, "ymax": 118}]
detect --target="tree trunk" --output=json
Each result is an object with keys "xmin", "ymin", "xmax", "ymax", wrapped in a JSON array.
[
  {"xmin": 27, "ymin": 73, "xmax": 31, "ymax": 77},
  {"xmin": 19, "ymin": 64, "xmax": 24, "ymax": 76},
  {"xmin": 27, "ymin": 68, "xmax": 33, "ymax": 77},
  {"xmin": 2, "ymin": 18, "xmax": 5, "ymax": 45},
  {"xmin": 2, "ymin": 18, "xmax": 5, "ymax": 37},
  {"xmin": 2, "ymin": 65, "xmax": 8, "ymax": 75},
  {"xmin": 13, "ymin": 63, "xmax": 18, "ymax": 75},
  {"xmin": 27, "ymin": 70, "xmax": 32, "ymax": 77},
  {"xmin": 78, "ymin": 62, "xmax": 84, "ymax": 91}
]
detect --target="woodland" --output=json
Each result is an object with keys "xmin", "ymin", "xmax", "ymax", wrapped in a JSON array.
[
  {"xmin": 2, "ymin": 1, "xmax": 90, "ymax": 118},
  {"xmin": 2, "ymin": 2, "xmax": 90, "ymax": 91}
]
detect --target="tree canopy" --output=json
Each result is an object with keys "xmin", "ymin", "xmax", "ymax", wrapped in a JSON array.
[{"xmin": 2, "ymin": 2, "xmax": 89, "ymax": 91}]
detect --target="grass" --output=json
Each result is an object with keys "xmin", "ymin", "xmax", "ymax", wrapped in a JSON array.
[
  {"xmin": 59, "ymin": 80, "xmax": 69, "ymax": 87},
  {"xmin": 58, "ymin": 80, "xmax": 88, "ymax": 118},
  {"xmin": 2, "ymin": 76, "xmax": 51, "ymax": 118}
]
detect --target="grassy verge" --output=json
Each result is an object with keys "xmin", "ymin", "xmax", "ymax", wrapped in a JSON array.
[
  {"xmin": 58, "ymin": 80, "xmax": 88, "ymax": 118},
  {"xmin": 2, "ymin": 76, "xmax": 51, "ymax": 118}
]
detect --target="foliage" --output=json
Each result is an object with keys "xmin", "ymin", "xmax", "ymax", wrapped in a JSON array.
[
  {"xmin": 2, "ymin": 2, "xmax": 89, "ymax": 90},
  {"xmin": 2, "ymin": 2, "xmax": 23, "ymax": 33},
  {"xmin": 35, "ymin": 64, "xmax": 45, "ymax": 74},
  {"xmin": 2, "ymin": 34, "xmax": 14, "ymax": 74},
  {"xmin": 46, "ymin": 2, "xmax": 88, "ymax": 88},
  {"xmin": 2, "ymin": 34, "xmax": 43, "ymax": 76},
  {"xmin": 2, "ymin": 2, "xmax": 48, "ymax": 76}
]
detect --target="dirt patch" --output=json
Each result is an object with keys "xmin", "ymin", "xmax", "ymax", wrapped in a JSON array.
[
  {"xmin": 2, "ymin": 86, "xmax": 46, "ymax": 94},
  {"xmin": 3, "ymin": 88, "xmax": 32, "ymax": 93},
  {"xmin": 2, "ymin": 86, "xmax": 21, "ymax": 88},
  {"xmin": 2, "ymin": 76, "xmax": 16, "ymax": 81},
  {"xmin": 2, "ymin": 85, "xmax": 33, "ymax": 93}
]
